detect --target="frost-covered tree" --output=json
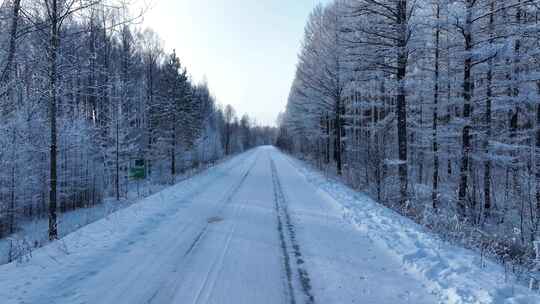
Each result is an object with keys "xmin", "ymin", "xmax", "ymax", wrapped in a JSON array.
[
  {"xmin": 0, "ymin": 1, "xmax": 270, "ymax": 252},
  {"xmin": 278, "ymin": 0, "xmax": 540, "ymax": 271}
]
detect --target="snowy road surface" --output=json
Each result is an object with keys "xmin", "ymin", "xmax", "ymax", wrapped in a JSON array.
[{"xmin": 1, "ymin": 147, "xmax": 538, "ymax": 304}]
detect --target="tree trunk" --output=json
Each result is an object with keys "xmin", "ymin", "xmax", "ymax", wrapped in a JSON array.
[
  {"xmin": 335, "ymin": 98, "xmax": 343, "ymax": 175},
  {"xmin": 0, "ymin": 0, "xmax": 21, "ymax": 85},
  {"xmin": 9, "ymin": 162, "xmax": 15, "ymax": 235},
  {"xmin": 396, "ymin": 0, "xmax": 409, "ymax": 206},
  {"xmin": 172, "ymin": 123, "xmax": 176, "ymax": 184},
  {"xmin": 483, "ymin": 1, "xmax": 495, "ymax": 221},
  {"xmin": 458, "ymin": 0, "xmax": 473, "ymax": 218},
  {"xmin": 432, "ymin": 2, "xmax": 441, "ymax": 210},
  {"xmin": 0, "ymin": 0, "xmax": 21, "ymax": 115},
  {"xmin": 510, "ymin": 3, "xmax": 522, "ymax": 224},
  {"xmin": 48, "ymin": 0, "xmax": 59, "ymax": 240},
  {"xmin": 225, "ymin": 123, "xmax": 230, "ymax": 155},
  {"xmin": 116, "ymin": 102, "xmax": 120, "ymax": 201},
  {"xmin": 534, "ymin": 81, "xmax": 540, "ymax": 225},
  {"xmin": 326, "ymin": 113, "xmax": 330, "ymax": 164}
]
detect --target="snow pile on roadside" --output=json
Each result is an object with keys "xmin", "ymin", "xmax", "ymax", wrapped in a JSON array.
[{"xmin": 285, "ymin": 155, "xmax": 540, "ymax": 304}]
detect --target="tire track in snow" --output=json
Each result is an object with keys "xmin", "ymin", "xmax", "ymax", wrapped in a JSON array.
[
  {"xmin": 183, "ymin": 151, "xmax": 259, "ymax": 257},
  {"xmin": 146, "ymin": 151, "xmax": 260, "ymax": 304},
  {"xmin": 190, "ymin": 197, "xmax": 247, "ymax": 304},
  {"xmin": 28, "ymin": 150, "xmax": 257, "ymax": 304},
  {"xmin": 270, "ymin": 156, "xmax": 315, "ymax": 304}
]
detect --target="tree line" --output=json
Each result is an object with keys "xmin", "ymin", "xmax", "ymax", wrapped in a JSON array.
[
  {"xmin": 278, "ymin": 0, "xmax": 540, "ymax": 270},
  {"xmin": 0, "ymin": 0, "xmax": 274, "ymax": 243}
]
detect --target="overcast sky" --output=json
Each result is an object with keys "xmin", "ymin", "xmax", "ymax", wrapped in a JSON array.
[{"xmin": 139, "ymin": 0, "xmax": 326, "ymax": 126}]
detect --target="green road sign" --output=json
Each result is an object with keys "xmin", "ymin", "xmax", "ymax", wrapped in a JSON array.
[{"xmin": 129, "ymin": 159, "xmax": 146, "ymax": 180}]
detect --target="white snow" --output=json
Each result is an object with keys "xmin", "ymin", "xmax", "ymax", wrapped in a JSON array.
[
  {"xmin": 282, "ymin": 151, "xmax": 540, "ymax": 304},
  {"xmin": 0, "ymin": 146, "xmax": 538, "ymax": 303},
  {"xmin": 0, "ymin": 164, "xmax": 216, "ymax": 265}
]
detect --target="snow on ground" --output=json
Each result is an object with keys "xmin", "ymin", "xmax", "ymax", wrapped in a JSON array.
[
  {"xmin": 0, "ymin": 146, "xmax": 538, "ymax": 304},
  {"xmin": 280, "ymin": 152, "xmax": 540, "ymax": 304},
  {"xmin": 270, "ymin": 151, "xmax": 437, "ymax": 304},
  {"xmin": 0, "ymin": 161, "xmax": 219, "ymax": 265}
]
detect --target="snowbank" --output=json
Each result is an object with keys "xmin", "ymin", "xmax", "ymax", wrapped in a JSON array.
[{"xmin": 285, "ymin": 154, "xmax": 540, "ymax": 304}]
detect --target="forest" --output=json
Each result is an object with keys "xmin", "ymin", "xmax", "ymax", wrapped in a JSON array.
[
  {"xmin": 0, "ymin": 0, "xmax": 274, "ymax": 261},
  {"xmin": 2, "ymin": 0, "xmax": 540, "ymax": 301},
  {"xmin": 277, "ymin": 0, "xmax": 540, "ymax": 275}
]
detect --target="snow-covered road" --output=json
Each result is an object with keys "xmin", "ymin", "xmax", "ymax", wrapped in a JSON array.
[{"xmin": 1, "ymin": 146, "xmax": 538, "ymax": 303}]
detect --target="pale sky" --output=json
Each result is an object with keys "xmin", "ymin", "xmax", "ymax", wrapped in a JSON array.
[{"xmin": 139, "ymin": 0, "xmax": 326, "ymax": 126}]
